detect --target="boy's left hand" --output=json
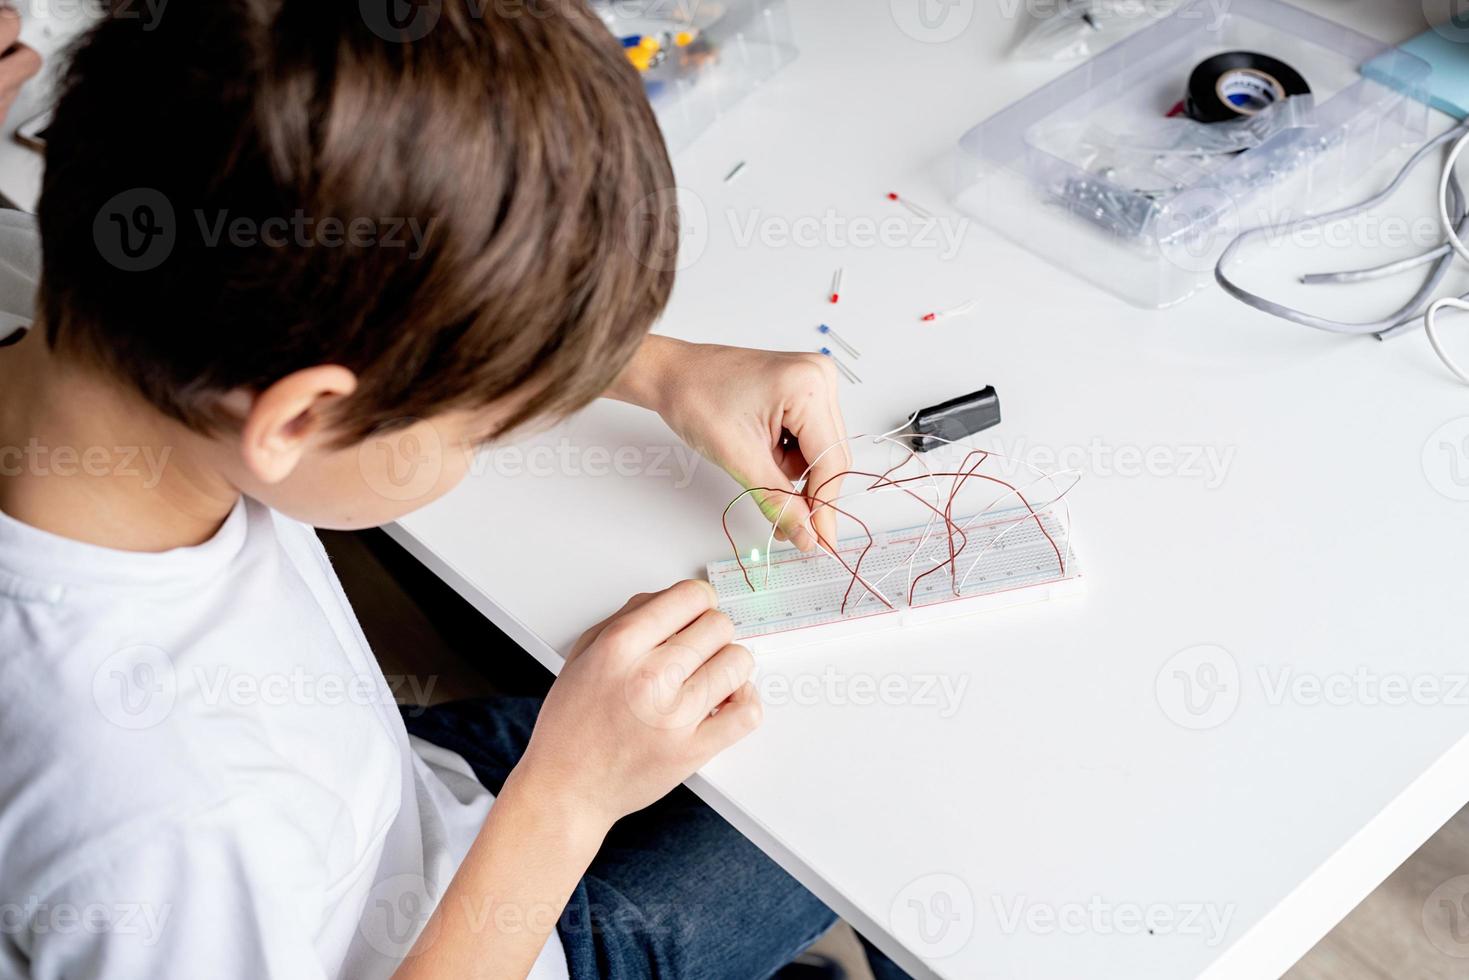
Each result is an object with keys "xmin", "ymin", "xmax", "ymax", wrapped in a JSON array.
[{"xmin": 609, "ymin": 337, "xmax": 850, "ymax": 551}]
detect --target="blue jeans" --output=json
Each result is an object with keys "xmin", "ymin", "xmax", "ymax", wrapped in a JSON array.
[{"xmin": 403, "ymin": 697, "xmax": 842, "ymax": 979}]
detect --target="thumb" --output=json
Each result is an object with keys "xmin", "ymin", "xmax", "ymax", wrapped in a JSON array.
[{"xmin": 743, "ymin": 460, "xmax": 817, "ymax": 552}]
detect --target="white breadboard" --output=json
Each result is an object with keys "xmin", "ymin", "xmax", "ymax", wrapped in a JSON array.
[{"xmin": 707, "ymin": 504, "xmax": 1083, "ymax": 652}]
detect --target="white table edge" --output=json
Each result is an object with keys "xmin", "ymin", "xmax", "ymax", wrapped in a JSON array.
[
  {"xmin": 1198, "ymin": 726, "xmax": 1469, "ymax": 980},
  {"xmin": 384, "ymin": 520, "xmax": 1469, "ymax": 980}
]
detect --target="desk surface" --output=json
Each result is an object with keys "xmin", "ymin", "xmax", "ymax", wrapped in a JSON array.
[
  {"xmin": 388, "ymin": 4, "xmax": 1469, "ymax": 978},
  {"xmin": 7, "ymin": 3, "xmax": 1460, "ymax": 979}
]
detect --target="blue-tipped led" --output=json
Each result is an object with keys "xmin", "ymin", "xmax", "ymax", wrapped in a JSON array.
[
  {"xmin": 817, "ymin": 323, "xmax": 861, "ymax": 359},
  {"xmin": 818, "ymin": 347, "xmax": 861, "ymax": 385}
]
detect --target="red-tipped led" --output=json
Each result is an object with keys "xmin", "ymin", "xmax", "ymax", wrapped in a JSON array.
[
  {"xmin": 888, "ymin": 191, "xmax": 934, "ymax": 220},
  {"xmin": 829, "ymin": 268, "xmax": 843, "ymax": 304},
  {"xmin": 922, "ymin": 300, "xmax": 976, "ymax": 323}
]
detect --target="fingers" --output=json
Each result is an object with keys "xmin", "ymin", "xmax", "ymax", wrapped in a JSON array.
[
  {"xmin": 0, "ymin": 30, "xmax": 41, "ymax": 104},
  {"xmin": 566, "ymin": 590, "xmax": 655, "ymax": 662},
  {"xmin": 775, "ymin": 429, "xmax": 810, "ymax": 482},
  {"xmin": 0, "ymin": 8, "xmax": 21, "ymax": 53},
  {"xmin": 654, "ymin": 607, "xmax": 735, "ymax": 678},
  {"xmin": 597, "ymin": 579, "xmax": 717, "ymax": 655},
  {"xmin": 689, "ymin": 643, "xmax": 754, "ymax": 712},
  {"xmin": 0, "ymin": 38, "xmax": 40, "ymax": 126},
  {"xmin": 638, "ymin": 609, "xmax": 736, "ymax": 721},
  {"xmin": 745, "ymin": 460, "xmax": 813, "ymax": 552},
  {"xmin": 785, "ymin": 356, "xmax": 849, "ymax": 550},
  {"xmin": 647, "ymin": 615, "xmax": 744, "ymax": 714},
  {"xmin": 697, "ymin": 681, "xmax": 763, "ymax": 753}
]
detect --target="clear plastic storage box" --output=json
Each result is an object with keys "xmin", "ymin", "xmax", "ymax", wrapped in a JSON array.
[
  {"xmin": 594, "ymin": 0, "xmax": 797, "ymax": 156},
  {"xmin": 954, "ymin": 0, "xmax": 1431, "ymax": 308}
]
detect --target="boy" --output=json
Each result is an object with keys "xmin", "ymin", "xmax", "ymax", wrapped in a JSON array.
[{"xmin": 0, "ymin": 1, "xmax": 908, "ymax": 978}]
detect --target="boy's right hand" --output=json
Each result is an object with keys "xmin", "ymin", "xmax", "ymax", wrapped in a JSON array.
[
  {"xmin": 0, "ymin": 8, "xmax": 41, "ymax": 124},
  {"xmin": 512, "ymin": 580, "xmax": 760, "ymax": 832}
]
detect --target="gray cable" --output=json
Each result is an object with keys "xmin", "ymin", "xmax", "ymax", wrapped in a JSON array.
[
  {"xmin": 1213, "ymin": 121, "xmax": 1469, "ymax": 337},
  {"xmin": 1374, "ymin": 170, "xmax": 1469, "ymax": 340},
  {"xmin": 1300, "ymin": 243, "xmax": 1448, "ymax": 285}
]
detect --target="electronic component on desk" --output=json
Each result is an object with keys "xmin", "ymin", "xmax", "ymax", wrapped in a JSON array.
[
  {"xmin": 818, "ymin": 347, "xmax": 860, "ymax": 385},
  {"xmin": 1181, "ymin": 52, "xmax": 1310, "ymax": 123},
  {"xmin": 14, "ymin": 107, "xmax": 49, "ymax": 152},
  {"xmin": 958, "ymin": 0, "xmax": 1419, "ymax": 308},
  {"xmin": 908, "ymin": 386, "xmax": 1001, "ymax": 452},
  {"xmin": 707, "ymin": 504, "xmax": 1082, "ymax": 653},
  {"xmin": 1057, "ymin": 50, "xmax": 1312, "ymax": 241},
  {"xmin": 1208, "ymin": 24, "xmax": 1469, "ymax": 385},
  {"xmin": 817, "ymin": 323, "xmax": 860, "ymax": 358},
  {"xmin": 1215, "ymin": 116, "xmax": 1469, "ymax": 387},
  {"xmin": 621, "ymin": 29, "xmax": 698, "ymax": 73}
]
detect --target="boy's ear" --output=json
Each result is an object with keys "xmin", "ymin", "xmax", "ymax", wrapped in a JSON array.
[{"xmin": 237, "ymin": 366, "xmax": 359, "ymax": 484}]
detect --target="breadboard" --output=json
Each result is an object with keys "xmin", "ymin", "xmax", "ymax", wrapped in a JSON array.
[{"xmin": 707, "ymin": 504, "xmax": 1083, "ymax": 652}]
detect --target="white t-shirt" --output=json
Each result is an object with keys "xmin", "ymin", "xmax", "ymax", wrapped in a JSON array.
[{"xmin": 0, "ymin": 211, "xmax": 569, "ymax": 980}]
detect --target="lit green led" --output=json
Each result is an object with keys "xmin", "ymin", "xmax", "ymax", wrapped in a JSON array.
[{"xmin": 750, "ymin": 547, "xmax": 760, "ymax": 563}]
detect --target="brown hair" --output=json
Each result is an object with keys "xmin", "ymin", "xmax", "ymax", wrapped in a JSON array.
[{"xmin": 37, "ymin": 0, "xmax": 677, "ymax": 444}]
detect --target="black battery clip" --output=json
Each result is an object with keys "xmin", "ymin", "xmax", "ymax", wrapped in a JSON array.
[{"xmin": 910, "ymin": 386, "xmax": 1001, "ymax": 452}]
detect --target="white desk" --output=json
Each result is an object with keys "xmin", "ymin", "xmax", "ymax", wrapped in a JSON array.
[
  {"xmin": 387, "ymin": 4, "xmax": 1469, "ymax": 978},
  {"xmin": 10, "ymin": 3, "xmax": 1464, "ymax": 978}
]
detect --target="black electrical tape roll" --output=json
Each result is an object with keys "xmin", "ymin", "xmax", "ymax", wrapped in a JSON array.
[{"xmin": 1184, "ymin": 51, "xmax": 1310, "ymax": 124}]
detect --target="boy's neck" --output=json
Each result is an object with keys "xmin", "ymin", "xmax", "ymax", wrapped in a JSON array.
[{"xmin": 0, "ymin": 327, "xmax": 241, "ymax": 552}]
